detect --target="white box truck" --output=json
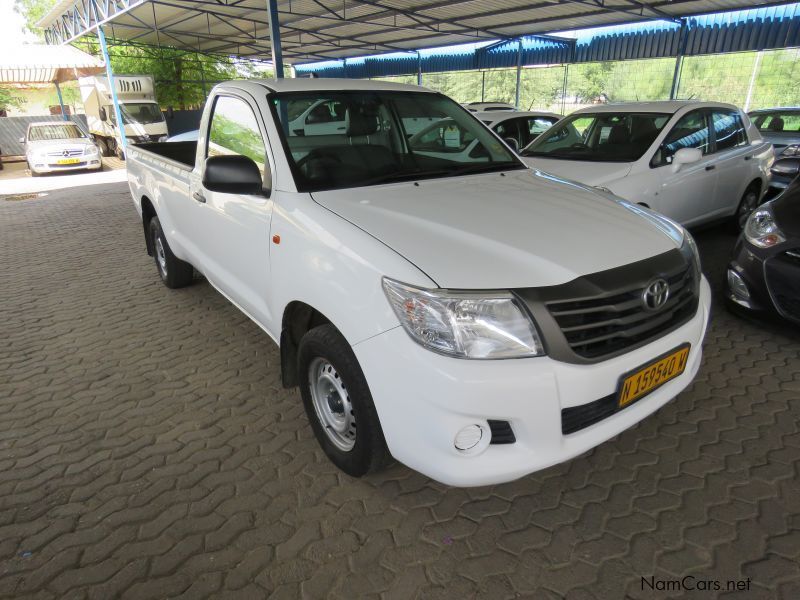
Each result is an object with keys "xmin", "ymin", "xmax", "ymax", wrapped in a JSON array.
[{"xmin": 79, "ymin": 75, "xmax": 169, "ymax": 157}]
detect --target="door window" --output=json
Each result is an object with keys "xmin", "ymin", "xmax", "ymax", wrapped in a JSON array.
[
  {"xmin": 652, "ymin": 110, "xmax": 710, "ymax": 167},
  {"xmin": 711, "ymin": 110, "xmax": 747, "ymax": 151},
  {"xmin": 493, "ymin": 119, "xmax": 521, "ymax": 148},
  {"xmin": 207, "ymin": 95, "xmax": 269, "ymax": 182}
]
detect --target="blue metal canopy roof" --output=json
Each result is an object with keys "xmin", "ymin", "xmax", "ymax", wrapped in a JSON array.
[{"xmin": 295, "ymin": 2, "xmax": 800, "ymax": 78}]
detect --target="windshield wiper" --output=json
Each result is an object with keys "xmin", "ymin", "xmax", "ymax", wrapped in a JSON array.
[
  {"xmin": 356, "ymin": 169, "xmax": 455, "ymax": 187},
  {"xmin": 445, "ymin": 162, "xmax": 523, "ymax": 176}
]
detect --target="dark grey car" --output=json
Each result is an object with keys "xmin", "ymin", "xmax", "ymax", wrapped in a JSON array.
[{"xmin": 748, "ymin": 108, "xmax": 800, "ymax": 157}]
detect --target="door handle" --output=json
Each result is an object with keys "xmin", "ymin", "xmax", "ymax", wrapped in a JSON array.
[
  {"xmin": 744, "ymin": 155, "xmax": 752, "ymax": 161},
  {"xmin": 705, "ymin": 165, "xmax": 716, "ymax": 171},
  {"xmin": 192, "ymin": 191, "xmax": 206, "ymax": 203}
]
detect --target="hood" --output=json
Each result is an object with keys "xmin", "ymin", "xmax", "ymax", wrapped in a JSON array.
[
  {"xmin": 772, "ymin": 181, "xmax": 800, "ymax": 236},
  {"xmin": 27, "ymin": 138, "xmax": 93, "ymax": 151},
  {"xmin": 518, "ymin": 157, "xmax": 632, "ymax": 187},
  {"xmin": 311, "ymin": 168, "xmax": 678, "ymax": 289}
]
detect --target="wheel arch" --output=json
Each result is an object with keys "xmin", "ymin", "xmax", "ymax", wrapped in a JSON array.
[
  {"xmin": 280, "ymin": 301, "xmax": 334, "ymax": 388},
  {"xmin": 140, "ymin": 196, "xmax": 157, "ymax": 256}
]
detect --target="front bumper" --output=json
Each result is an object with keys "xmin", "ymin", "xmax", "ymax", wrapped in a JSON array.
[
  {"xmin": 30, "ymin": 158, "xmax": 102, "ymax": 174},
  {"xmin": 354, "ymin": 277, "xmax": 711, "ymax": 487},
  {"xmin": 726, "ymin": 239, "xmax": 800, "ymax": 325}
]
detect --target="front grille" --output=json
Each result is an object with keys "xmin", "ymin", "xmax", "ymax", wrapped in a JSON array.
[
  {"xmin": 47, "ymin": 149, "xmax": 83, "ymax": 157},
  {"xmin": 765, "ymin": 250, "xmax": 800, "ymax": 322},
  {"xmin": 546, "ymin": 264, "xmax": 697, "ymax": 359}
]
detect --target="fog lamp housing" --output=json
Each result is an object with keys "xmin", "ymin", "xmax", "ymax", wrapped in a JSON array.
[
  {"xmin": 454, "ymin": 425, "xmax": 484, "ymax": 451},
  {"xmin": 727, "ymin": 269, "xmax": 751, "ymax": 308}
]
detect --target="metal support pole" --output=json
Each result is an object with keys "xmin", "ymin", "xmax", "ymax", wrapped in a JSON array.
[
  {"xmin": 561, "ymin": 64, "xmax": 568, "ymax": 115},
  {"xmin": 267, "ymin": 0, "xmax": 284, "ymax": 78},
  {"xmin": 97, "ymin": 26, "xmax": 127, "ymax": 152},
  {"xmin": 515, "ymin": 39, "xmax": 523, "ymax": 109},
  {"xmin": 669, "ymin": 20, "xmax": 687, "ymax": 100},
  {"xmin": 417, "ymin": 51, "xmax": 422, "ymax": 86},
  {"xmin": 481, "ymin": 71, "xmax": 485, "ymax": 102},
  {"xmin": 743, "ymin": 51, "xmax": 763, "ymax": 111},
  {"xmin": 54, "ymin": 81, "xmax": 68, "ymax": 121}
]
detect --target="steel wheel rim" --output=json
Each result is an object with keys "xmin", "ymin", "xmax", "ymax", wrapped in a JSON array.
[
  {"xmin": 738, "ymin": 191, "xmax": 758, "ymax": 228},
  {"xmin": 155, "ymin": 236, "xmax": 168, "ymax": 277},
  {"xmin": 308, "ymin": 357, "xmax": 356, "ymax": 452}
]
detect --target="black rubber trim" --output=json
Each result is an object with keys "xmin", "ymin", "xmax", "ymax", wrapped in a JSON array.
[{"xmin": 487, "ymin": 420, "xmax": 516, "ymax": 444}]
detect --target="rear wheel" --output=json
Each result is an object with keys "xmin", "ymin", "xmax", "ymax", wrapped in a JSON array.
[
  {"xmin": 734, "ymin": 184, "xmax": 761, "ymax": 231},
  {"xmin": 148, "ymin": 216, "xmax": 194, "ymax": 288},
  {"xmin": 96, "ymin": 137, "xmax": 110, "ymax": 157},
  {"xmin": 297, "ymin": 324, "xmax": 390, "ymax": 477}
]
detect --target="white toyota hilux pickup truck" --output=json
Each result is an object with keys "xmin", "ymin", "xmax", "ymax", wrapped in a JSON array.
[{"xmin": 127, "ymin": 79, "xmax": 710, "ymax": 487}]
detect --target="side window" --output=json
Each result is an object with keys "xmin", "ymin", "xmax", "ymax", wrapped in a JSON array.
[
  {"xmin": 527, "ymin": 117, "xmax": 557, "ymax": 136},
  {"xmin": 712, "ymin": 110, "xmax": 747, "ymax": 151},
  {"xmin": 207, "ymin": 95, "xmax": 268, "ymax": 181},
  {"xmin": 652, "ymin": 110, "xmax": 710, "ymax": 167}
]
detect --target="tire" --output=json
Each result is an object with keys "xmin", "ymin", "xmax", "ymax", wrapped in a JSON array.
[
  {"xmin": 97, "ymin": 137, "xmax": 110, "ymax": 157},
  {"xmin": 148, "ymin": 216, "xmax": 194, "ymax": 288},
  {"xmin": 733, "ymin": 184, "xmax": 761, "ymax": 232},
  {"xmin": 297, "ymin": 324, "xmax": 390, "ymax": 477}
]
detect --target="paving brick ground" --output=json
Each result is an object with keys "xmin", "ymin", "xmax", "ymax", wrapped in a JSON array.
[{"xmin": 1, "ymin": 183, "xmax": 799, "ymax": 599}]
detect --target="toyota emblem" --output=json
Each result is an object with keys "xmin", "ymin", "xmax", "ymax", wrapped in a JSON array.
[{"xmin": 642, "ymin": 279, "xmax": 669, "ymax": 311}]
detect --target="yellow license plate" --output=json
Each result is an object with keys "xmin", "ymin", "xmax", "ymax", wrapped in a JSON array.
[
  {"xmin": 618, "ymin": 344, "xmax": 691, "ymax": 408},
  {"xmin": 56, "ymin": 158, "xmax": 80, "ymax": 165}
]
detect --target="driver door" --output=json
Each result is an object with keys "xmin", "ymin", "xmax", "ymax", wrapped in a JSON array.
[{"xmin": 188, "ymin": 92, "xmax": 275, "ymax": 328}]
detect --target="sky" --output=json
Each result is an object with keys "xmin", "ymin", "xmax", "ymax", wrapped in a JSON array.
[{"xmin": 0, "ymin": 0, "xmax": 36, "ymax": 49}]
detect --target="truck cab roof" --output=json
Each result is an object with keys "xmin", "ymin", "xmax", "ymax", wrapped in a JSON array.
[{"xmin": 223, "ymin": 78, "xmax": 435, "ymax": 94}]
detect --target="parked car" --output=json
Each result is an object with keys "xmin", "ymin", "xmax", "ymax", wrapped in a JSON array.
[
  {"xmin": 21, "ymin": 122, "xmax": 102, "ymax": 176},
  {"xmin": 464, "ymin": 101, "xmax": 515, "ymax": 112},
  {"xmin": 520, "ymin": 101, "xmax": 773, "ymax": 229},
  {"xmin": 476, "ymin": 110, "xmax": 562, "ymax": 152},
  {"xmin": 748, "ymin": 107, "xmax": 800, "ymax": 157},
  {"xmin": 166, "ymin": 130, "xmax": 199, "ymax": 142},
  {"xmin": 126, "ymin": 79, "xmax": 710, "ymax": 487},
  {"xmin": 408, "ymin": 110, "xmax": 561, "ymax": 159},
  {"xmin": 726, "ymin": 178, "xmax": 800, "ymax": 326}
]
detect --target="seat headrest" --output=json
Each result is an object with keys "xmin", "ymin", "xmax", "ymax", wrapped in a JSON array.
[
  {"xmin": 345, "ymin": 106, "xmax": 379, "ymax": 137},
  {"xmin": 769, "ymin": 117, "xmax": 785, "ymax": 132},
  {"xmin": 607, "ymin": 125, "xmax": 629, "ymax": 145}
]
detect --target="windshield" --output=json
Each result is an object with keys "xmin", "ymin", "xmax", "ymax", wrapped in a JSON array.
[
  {"xmin": 110, "ymin": 102, "xmax": 165, "ymax": 125},
  {"xmin": 523, "ymin": 112, "xmax": 671, "ymax": 162},
  {"xmin": 750, "ymin": 111, "xmax": 800, "ymax": 133},
  {"xmin": 28, "ymin": 123, "xmax": 87, "ymax": 141},
  {"xmin": 271, "ymin": 91, "xmax": 523, "ymax": 192}
]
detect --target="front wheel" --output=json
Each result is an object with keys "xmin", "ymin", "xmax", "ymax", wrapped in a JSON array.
[
  {"xmin": 734, "ymin": 185, "xmax": 761, "ymax": 231},
  {"xmin": 148, "ymin": 216, "xmax": 194, "ymax": 288},
  {"xmin": 297, "ymin": 324, "xmax": 390, "ymax": 477}
]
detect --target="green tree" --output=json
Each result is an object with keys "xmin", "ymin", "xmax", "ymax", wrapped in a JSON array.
[
  {"xmin": 0, "ymin": 86, "xmax": 24, "ymax": 111},
  {"xmin": 14, "ymin": 0, "xmax": 53, "ymax": 37}
]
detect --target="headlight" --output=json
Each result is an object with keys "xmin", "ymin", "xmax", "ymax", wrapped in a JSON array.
[
  {"xmin": 85, "ymin": 145, "xmax": 99, "ymax": 156},
  {"xmin": 681, "ymin": 229, "xmax": 702, "ymax": 286},
  {"xmin": 744, "ymin": 207, "xmax": 786, "ymax": 248},
  {"xmin": 781, "ymin": 144, "xmax": 800, "ymax": 157},
  {"xmin": 382, "ymin": 278, "xmax": 544, "ymax": 359},
  {"xmin": 158, "ymin": 135, "xmax": 168, "ymax": 142}
]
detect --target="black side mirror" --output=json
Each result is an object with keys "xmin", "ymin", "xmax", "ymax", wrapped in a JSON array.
[
  {"xmin": 203, "ymin": 155, "xmax": 263, "ymax": 195},
  {"xmin": 99, "ymin": 107, "xmax": 107, "ymax": 122},
  {"xmin": 771, "ymin": 157, "xmax": 800, "ymax": 178}
]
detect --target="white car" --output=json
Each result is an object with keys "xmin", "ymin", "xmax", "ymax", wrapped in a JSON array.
[
  {"xmin": 126, "ymin": 79, "xmax": 710, "ymax": 487},
  {"xmin": 408, "ymin": 111, "xmax": 561, "ymax": 161},
  {"xmin": 22, "ymin": 122, "xmax": 102, "ymax": 176},
  {"xmin": 464, "ymin": 102, "xmax": 515, "ymax": 112},
  {"xmin": 520, "ymin": 101, "xmax": 774, "ymax": 229}
]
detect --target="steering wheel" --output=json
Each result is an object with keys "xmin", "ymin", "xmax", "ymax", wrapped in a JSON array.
[{"xmin": 297, "ymin": 149, "xmax": 342, "ymax": 174}]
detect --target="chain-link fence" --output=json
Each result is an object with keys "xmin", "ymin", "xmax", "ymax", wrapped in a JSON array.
[{"xmin": 374, "ymin": 48, "xmax": 800, "ymax": 115}]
